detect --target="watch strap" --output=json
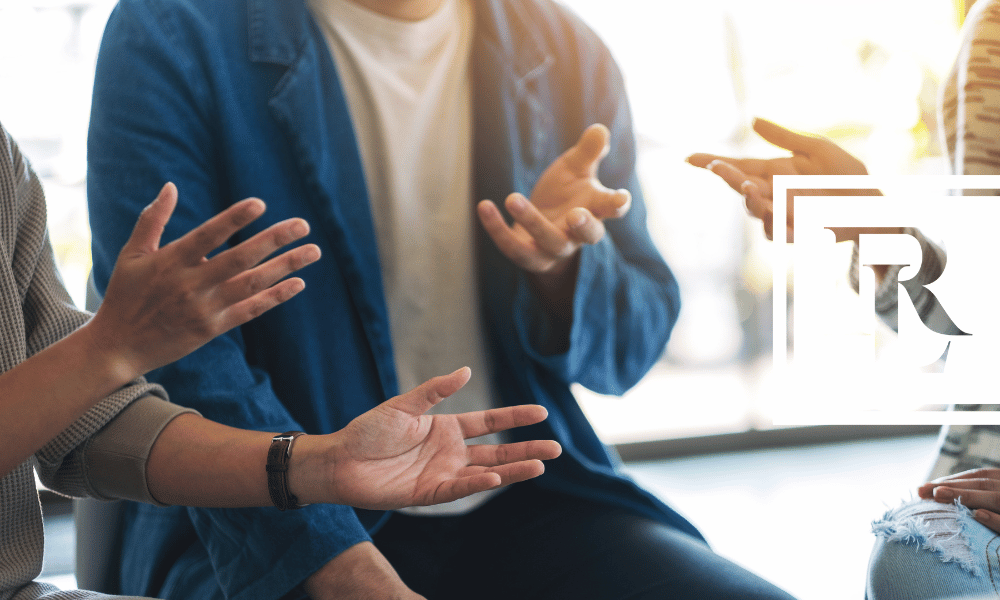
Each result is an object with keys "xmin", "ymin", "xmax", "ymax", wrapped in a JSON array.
[{"xmin": 266, "ymin": 431, "xmax": 306, "ymax": 511}]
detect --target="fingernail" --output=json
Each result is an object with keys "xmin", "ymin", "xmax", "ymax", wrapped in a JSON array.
[
  {"xmin": 510, "ymin": 195, "xmax": 528, "ymax": 211},
  {"xmin": 934, "ymin": 487, "xmax": 955, "ymax": 501},
  {"xmin": 741, "ymin": 180, "xmax": 758, "ymax": 195},
  {"xmin": 977, "ymin": 510, "xmax": 991, "ymax": 522},
  {"xmin": 568, "ymin": 210, "xmax": 586, "ymax": 228},
  {"xmin": 706, "ymin": 159, "xmax": 721, "ymax": 172}
]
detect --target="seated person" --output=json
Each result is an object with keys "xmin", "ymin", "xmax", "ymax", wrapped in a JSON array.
[
  {"xmin": 86, "ymin": 0, "xmax": 797, "ymax": 598},
  {"xmin": 688, "ymin": 2, "xmax": 1000, "ymax": 597},
  {"xmin": 0, "ymin": 121, "xmax": 560, "ymax": 600}
]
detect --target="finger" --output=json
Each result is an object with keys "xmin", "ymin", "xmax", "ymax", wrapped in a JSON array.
[
  {"xmin": 742, "ymin": 180, "xmax": 772, "ymax": 221},
  {"xmin": 458, "ymin": 404, "xmax": 549, "ymax": 439},
  {"xmin": 752, "ymin": 117, "xmax": 824, "ymax": 155},
  {"xmin": 123, "ymin": 182, "xmax": 178, "ymax": 255},
  {"xmin": 216, "ymin": 243, "xmax": 321, "ymax": 306},
  {"xmin": 974, "ymin": 509, "xmax": 1000, "ymax": 534},
  {"xmin": 585, "ymin": 188, "xmax": 631, "ymax": 220},
  {"xmin": 564, "ymin": 123, "xmax": 610, "ymax": 175},
  {"xmin": 486, "ymin": 459, "xmax": 546, "ymax": 486},
  {"xmin": 917, "ymin": 483, "xmax": 933, "ymax": 500},
  {"xmin": 424, "ymin": 472, "xmax": 502, "ymax": 505},
  {"xmin": 687, "ymin": 153, "xmax": 733, "ymax": 169},
  {"xmin": 212, "ymin": 276, "xmax": 307, "ymax": 335},
  {"xmin": 169, "ymin": 197, "xmax": 267, "ymax": 263},
  {"xmin": 389, "ymin": 367, "xmax": 473, "ymax": 417},
  {"xmin": 930, "ymin": 468, "xmax": 1000, "ymax": 483},
  {"xmin": 466, "ymin": 440, "xmax": 562, "ymax": 467},
  {"xmin": 477, "ymin": 199, "xmax": 521, "ymax": 248},
  {"xmin": 761, "ymin": 209, "xmax": 775, "ymax": 241},
  {"xmin": 705, "ymin": 159, "xmax": 750, "ymax": 195},
  {"xmin": 924, "ymin": 477, "xmax": 1000, "ymax": 494},
  {"xmin": 688, "ymin": 153, "xmax": 775, "ymax": 178},
  {"xmin": 479, "ymin": 201, "xmax": 548, "ymax": 270},
  {"xmin": 505, "ymin": 193, "xmax": 574, "ymax": 257},
  {"xmin": 202, "ymin": 218, "xmax": 312, "ymax": 284},
  {"xmin": 929, "ymin": 486, "xmax": 1000, "ymax": 513},
  {"xmin": 565, "ymin": 208, "xmax": 606, "ymax": 245}
]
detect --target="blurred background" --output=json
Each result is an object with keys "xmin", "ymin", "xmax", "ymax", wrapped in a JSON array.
[{"xmin": 0, "ymin": 0, "xmax": 967, "ymax": 597}]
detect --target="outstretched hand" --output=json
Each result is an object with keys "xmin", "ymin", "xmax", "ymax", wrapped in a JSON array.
[
  {"xmin": 477, "ymin": 123, "xmax": 631, "ymax": 280},
  {"xmin": 292, "ymin": 367, "xmax": 562, "ymax": 510},
  {"xmin": 686, "ymin": 117, "xmax": 874, "ymax": 242},
  {"xmin": 919, "ymin": 468, "xmax": 1000, "ymax": 534},
  {"xmin": 87, "ymin": 182, "xmax": 321, "ymax": 380}
]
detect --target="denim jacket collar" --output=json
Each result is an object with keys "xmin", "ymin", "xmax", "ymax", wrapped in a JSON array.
[
  {"xmin": 242, "ymin": 0, "xmax": 557, "ymax": 399},
  {"xmin": 473, "ymin": 1, "xmax": 554, "ymax": 89},
  {"xmin": 247, "ymin": 0, "xmax": 554, "ymax": 85}
]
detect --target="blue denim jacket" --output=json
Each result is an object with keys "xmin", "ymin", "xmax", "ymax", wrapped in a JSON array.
[{"xmin": 88, "ymin": 0, "xmax": 701, "ymax": 598}]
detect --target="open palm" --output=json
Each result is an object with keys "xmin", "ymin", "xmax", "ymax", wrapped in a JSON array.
[
  {"xmin": 687, "ymin": 118, "xmax": 871, "ymax": 242},
  {"xmin": 477, "ymin": 124, "xmax": 631, "ymax": 274},
  {"xmin": 324, "ymin": 368, "xmax": 561, "ymax": 510}
]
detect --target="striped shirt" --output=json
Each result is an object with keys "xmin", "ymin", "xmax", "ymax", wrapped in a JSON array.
[
  {"xmin": 859, "ymin": 0, "xmax": 1000, "ymax": 480},
  {"xmin": 0, "ymin": 123, "xmax": 190, "ymax": 600}
]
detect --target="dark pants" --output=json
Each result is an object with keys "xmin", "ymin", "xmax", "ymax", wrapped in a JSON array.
[{"xmin": 373, "ymin": 482, "xmax": 797, "ymax": 600}]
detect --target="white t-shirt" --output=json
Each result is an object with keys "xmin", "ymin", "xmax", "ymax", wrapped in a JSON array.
[{"xmin": 308, "ymin": 0, "xmax": 505, "ymax": 515}]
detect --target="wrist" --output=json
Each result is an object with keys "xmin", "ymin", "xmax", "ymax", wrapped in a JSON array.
[
  {"xmin": 304, "ymin": 542, "xmax": 408, "ymax": 600},
  {"xmin": 286, "ymin": 432, "xmax": 340, "ymax": 506},
  {"xmin": 74, "ymin": 318, "xmax": 142, "ymax": 389},
  {"xmin": 529, "ymin": 251, "xmax": 579, "ymax": 295}
]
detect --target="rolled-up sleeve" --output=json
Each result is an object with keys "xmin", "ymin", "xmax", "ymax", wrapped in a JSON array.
[{"xmin": 82, "ymin": 394, "xmax": 199, "ymax": 505}]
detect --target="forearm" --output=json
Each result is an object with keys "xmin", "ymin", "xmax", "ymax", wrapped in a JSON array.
[
  {"xmin": 302, "ymin": 542, "xmax": 419, "ymax": 600},
  {"xmin": 0, "ymin": 321, "xmax": 138, "ymax": 477},
  {"xmin": 146, "ymin": 413, "xmax": 276, "ymax": 507},
  {"xmin": 526, "ymin": 253, "xmax": 580, "ymax": 353},
  {"xmin": 146, "ymin": 413, "xmax": 343, "ymax": 508}
]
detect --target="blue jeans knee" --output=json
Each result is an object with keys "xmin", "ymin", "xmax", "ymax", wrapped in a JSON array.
[{"xmin": 867, "ymin": 499, "xmax": 1000, "ymax": 600}]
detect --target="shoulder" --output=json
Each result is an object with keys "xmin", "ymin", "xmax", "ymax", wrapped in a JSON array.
[
  {"xmin": 485, "ymin": 0, "xmax": 611, "ymax": 60},
  {"xmin": 105, "ymin": 0, "xmax": 252, "ymax": 50},
  {"xmin": 0, "ymin": 124, "xmax": 36, "ymax": 215}
]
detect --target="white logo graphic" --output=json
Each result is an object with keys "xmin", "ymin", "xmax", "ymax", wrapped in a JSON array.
[{"xmin": 771, "ymin": 175, "xmax": 1000, "ymax": 425}]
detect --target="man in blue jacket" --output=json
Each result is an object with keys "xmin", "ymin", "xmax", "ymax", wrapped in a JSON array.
[{"xmin": 87, "ymin": 0, "xmax": 796, "ymax": 598}]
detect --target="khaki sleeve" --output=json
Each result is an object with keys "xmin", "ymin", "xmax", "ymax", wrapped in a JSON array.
[{"xmin": 82, "ymin": 394, "xmax": 200, "ymax": 506}]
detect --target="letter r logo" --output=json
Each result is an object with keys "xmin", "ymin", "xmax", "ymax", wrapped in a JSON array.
[{"xmin": 856, "ymin": 230, "xmax": 970, "ymax": 337}]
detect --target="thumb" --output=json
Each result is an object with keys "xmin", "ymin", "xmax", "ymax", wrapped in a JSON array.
[
  {"xmin": 565, "ymin": 123, "xmax": 610, "ymax": 174},
  {"xmin": 390, "ymin": 367, "xmax": 472, "ymax": 417},
  {"xmin": 124, "ymin": 182, "xmax": 178, "ymax": 254},
  {"xmin": 752, "ymin": 118, "xmax": 822, "ymax": 155}
]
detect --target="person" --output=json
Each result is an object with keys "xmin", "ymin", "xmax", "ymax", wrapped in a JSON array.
[
  {"xmin": 0, "ymin": 121, "xmax": 561, "ymax": 600},
  {"xmin": 688, "ymin": 0, "xmax": 1000, "ymax": 596},
  {"xmin": 86, "ymin": 0, "xmax": 798, "ymax": 599}
]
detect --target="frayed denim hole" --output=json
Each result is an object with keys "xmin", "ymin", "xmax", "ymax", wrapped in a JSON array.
[{"xmin": 872, "ymin": 499, "xmax": 979, "ymax": 575}]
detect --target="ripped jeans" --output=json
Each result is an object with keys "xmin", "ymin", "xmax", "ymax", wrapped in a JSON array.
[{"xmin": 868, "ymin": 499, "xmax": 1000, "ymax": 599}]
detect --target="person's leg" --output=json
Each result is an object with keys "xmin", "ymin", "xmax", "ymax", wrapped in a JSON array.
[
  {"xmin": 867, "ymin": 499, "xmax": 999, "ymax": 600},
  {"xmin": 156, "ymin": 542, "xmax": 226, "ymax": 600},
  {"xmin": 372, "ymin": 511, "xmax": 465, "ymax": 598},
  {"xmin": 396, "ymin": 482, "xmax": 796, "ymax": 600}
]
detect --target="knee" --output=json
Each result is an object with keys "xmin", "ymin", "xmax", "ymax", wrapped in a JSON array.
[{"xmin": 867, "ymin": 499, "xmax": 993, "ymax": 600}]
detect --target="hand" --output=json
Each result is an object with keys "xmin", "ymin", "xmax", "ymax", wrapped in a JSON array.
[
  {"xmin": 85, "ymin": 182, "xmax": 321, "ymax": 380},
  {"xmin": 477, "ymin": 123, "xmax": 631, "ymax": 282},
  {"xmin": 918, "ymin": 468, "xmax": 1000, "ymax": 533},
  {"xmin": 303, "ymin": 543, "xmax": 425, "ymax": 600},
  {"xmin": 686, "ymin": 117, "xmax": 876, "ymax": 243},
  {"xmin": 291, "ymin": 367, "xmax": 562, "ymax": 510}
]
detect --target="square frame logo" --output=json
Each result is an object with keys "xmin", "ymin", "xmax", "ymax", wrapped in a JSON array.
[{"xmin": 772, "ymin": 175, "xmax": 1000, "ymax": 426}]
